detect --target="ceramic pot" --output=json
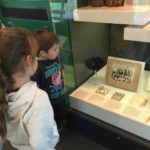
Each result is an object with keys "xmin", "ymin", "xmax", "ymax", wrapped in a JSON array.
[
  {"xmin": 106, "ymin": 0, "xmax": 124, "ymax": 7},
  {"xmin": 91, "ymin": 0, "xmax": 105, "ymax": 7}
]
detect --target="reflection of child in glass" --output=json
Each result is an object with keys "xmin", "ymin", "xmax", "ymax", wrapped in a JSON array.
[
  {"xmin": 0, "ymin": 28, "xmax": 59, "ymax": 149},
  {"xmin": 32, "ymin": 29, "xmax": 67, "ymax": 132}
]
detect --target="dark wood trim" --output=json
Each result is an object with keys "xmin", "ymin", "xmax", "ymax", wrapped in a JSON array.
[{"xmin": 67, "ymin": 108, "xmax": 150, "ymax": 150}]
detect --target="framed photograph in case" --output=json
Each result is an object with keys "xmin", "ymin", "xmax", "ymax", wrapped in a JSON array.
[{"xmin": 105, "ymin": 57, "xmax": 145, "ymax": 92}]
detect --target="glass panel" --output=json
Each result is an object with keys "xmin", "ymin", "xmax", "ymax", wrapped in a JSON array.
[
  {"xmin": 0, "ymin": 0, "xmax": 53, "ymax": 31},
  {"xmin": 49, "ymin": 0, "xmax": 76, "ymax": 92},
  {"xmin": 110, "ymin": 24, "xmax": 150, "ymax": 71}
]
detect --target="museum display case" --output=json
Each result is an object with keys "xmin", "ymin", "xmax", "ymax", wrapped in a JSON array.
[
  {"xmin": 70, "ymin": 58, "xmax": 149, "ymax": 137},
  {"xmin": 69, "ymin": 61, "xmax": 150, "ymax": 149},
  {"xmin": 68, "ymin": 1, "xmax": 150, "ymax": 149}
]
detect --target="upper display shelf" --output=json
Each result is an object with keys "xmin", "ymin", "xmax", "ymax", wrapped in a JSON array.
[
  {"xmin": 73, "ymin": 5, "xmax": 150, "ymax": 25},
  {"xmin": 124, "ymin": 24, "xmax": 150, "ymax": 42}
]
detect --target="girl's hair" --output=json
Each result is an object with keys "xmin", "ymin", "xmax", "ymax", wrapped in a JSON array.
[
  {"xmin": 34, "ymin": 29, "xmax": 59, "ymax": 56},
  {"xmin": 0, "ymin": 27, "xmax": 38, "ymax": 138}
]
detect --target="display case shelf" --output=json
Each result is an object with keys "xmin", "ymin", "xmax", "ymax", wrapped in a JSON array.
[
  {"xmin": 70, "ymin": 66, "xmax": 150, "ymax": 141},
  {"xmin": 124, "ymin": 23, "xmax": 150, "ymax": 42},
  {"xmin": 73, "ymin": 5, "xmax": 150, "ymax": 25}
]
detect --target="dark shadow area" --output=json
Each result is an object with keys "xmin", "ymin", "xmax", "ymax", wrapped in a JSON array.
[{"xmin": 3, "ymin": 125, "xmax": 108, "ymax": 150}]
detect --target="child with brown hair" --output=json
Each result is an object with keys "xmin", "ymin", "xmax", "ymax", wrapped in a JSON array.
[
  {"xmin": 0, "ymin": 27, "xmax": 59, "ymax": 149},
  {"xmin": 32, "ymin": 29, "xmax": 68, "ymax": 132}
]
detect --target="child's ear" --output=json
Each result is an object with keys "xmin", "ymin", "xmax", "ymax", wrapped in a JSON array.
[
  {"xmin": 25, "ymin": 55, "xmax": 33, "ymax": 65},
  {"xmin": 40, "ymin": 50, "xmax": 47, "ymax": 57}
]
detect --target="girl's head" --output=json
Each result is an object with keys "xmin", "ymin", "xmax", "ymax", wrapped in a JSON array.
[
  {"xmin": 0, "ymin": 27, "xmax": 38, "ymax": 80},
  {"xmin": 0, "ymin": 27, "xmax": 38, "ymax": 138},
  {"xmin": 34, "ymin": 29, "xmax": 59, "ymax": 60}
]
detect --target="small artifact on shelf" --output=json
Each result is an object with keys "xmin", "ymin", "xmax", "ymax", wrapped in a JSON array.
[
  {"xmin": 105, "ymin": 0, "xmax": 124, "ymax": 7},
  {"xmin": 91, "ymin": 0, "xmax": 105, "ymax": 7},
  {"xmin": 85, "ymin": 56, "xmax": 105, "ymax": 71},
  {"xmin": 140, "ymin": 99, "xmax": 149, "ymax": 107},
  {"xmin": 95, "ymin": 85, "xmax": 109, "ymax": 95},
  {"xmin": 111, "ymin": 92, "xmax": 125, "ymax": 101},
  {"xmin": 129, "ymin": 94, "xmax": 150, "ymax": 109},
  {"xmin": 85, "ymin": 57, "xmax": 105, "ymax": 84}
]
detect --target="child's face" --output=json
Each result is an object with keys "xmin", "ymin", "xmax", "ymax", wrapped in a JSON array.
[{"xmin": 47, "ymin": 43, "xmax": 59, "ymax": 60}]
